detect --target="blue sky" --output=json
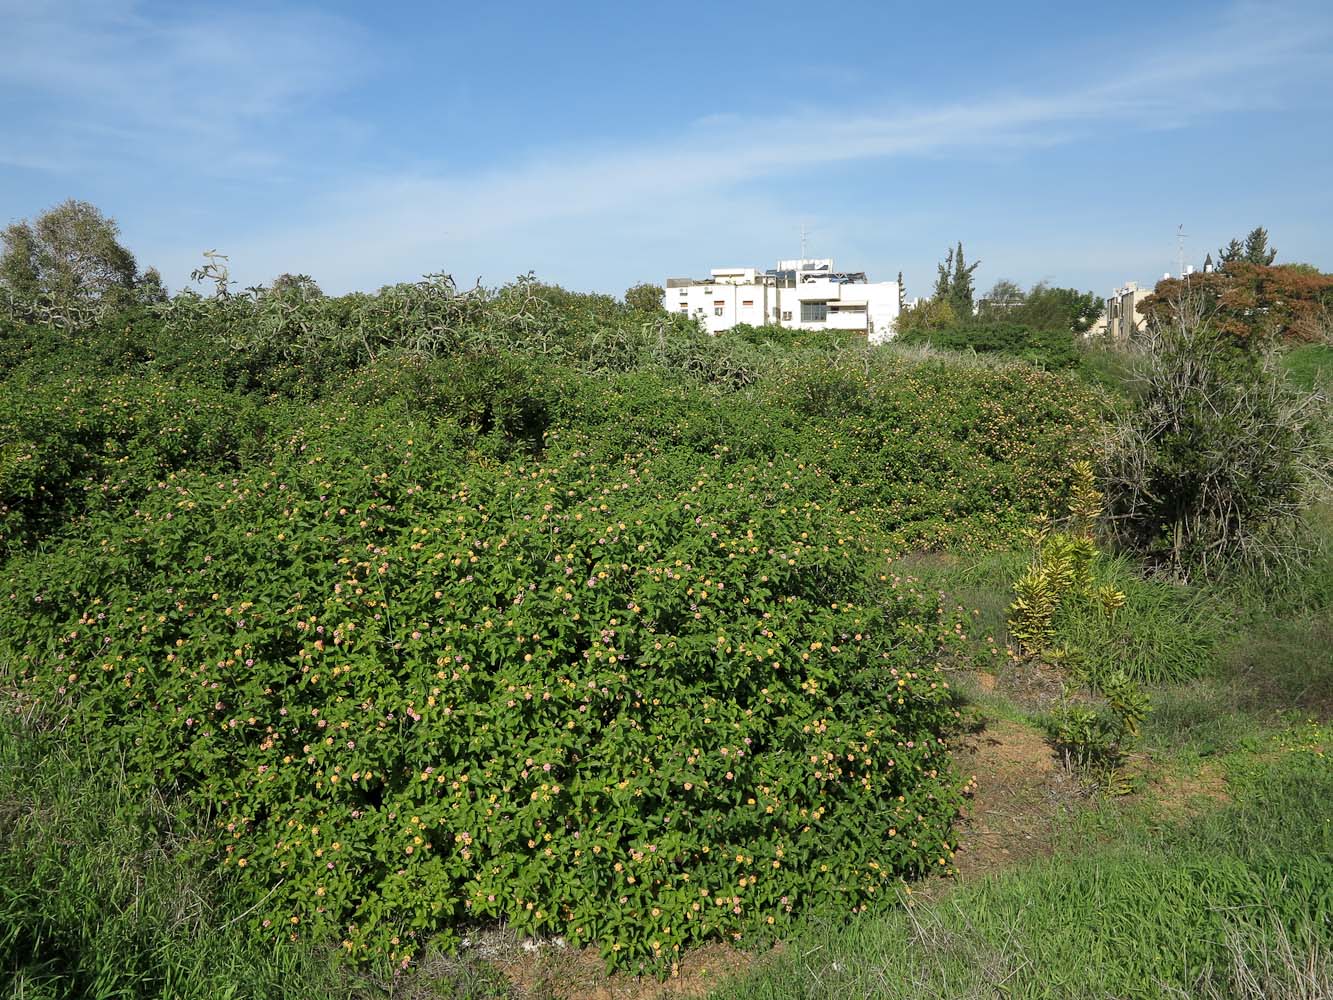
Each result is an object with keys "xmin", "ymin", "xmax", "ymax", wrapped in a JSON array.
[{"xmin": 2, "ymin": 0, "xmax": 1331, "ymax": 301}]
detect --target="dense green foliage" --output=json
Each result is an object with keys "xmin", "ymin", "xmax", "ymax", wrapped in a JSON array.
[
  {"xmin": 0, "ymin": 291, "xmax": 1103, "ymax": 557},
  {"xmin": 0, "ymin": 278, "xmax": 1106, "ymax": 974},
  {"xmin": 721, "ymin": 322, "xmax": 863, "ymax": 352},
  {"xmin": 3, "ymin": 426, "xmax": 965, "ymax": 968},
  {"xmin": 897, "ymin": 321, "xmax": 1080, "ymax": 369},
  {"xmin": 623, "ymin": 282, "xmax": 663, "ymax": 313},
  {"xmin": 896, "ymin": 277, "xmax": 1103, "ymax": 371},
  {"xmin": 8, "ymin": 253, "xmax": 1320, "ymax": 994}
]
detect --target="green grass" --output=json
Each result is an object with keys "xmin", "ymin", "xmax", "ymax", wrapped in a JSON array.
[
  {"xmin": 0, "ymin": 717, "xmax": 348, "ymax": 1000},
  {"xmin": 712, "ymin": 751, "xmax": 1333, "ymax": 1000},
  {"xmin": 1138, "ymin": 502, "xmax": 1333, "ymax": 753},
  {"xmin": 763, "ymin": 521, "xmax": 1333, "ymax": 999},
  {"xmin": 1061, "ymin": 555, "xmax": 1229, "ymax": 685},
  {"xmin": 1075, "ymin": 342, "xmax": 1142, "ymax": 399},
  {"xmin": 1283, "ymin": 342, "xmax": 1333, "ymax": 393},
  {"xmin": 902, "ymin": 547, "xmax": 1229, "ymax": 686}
]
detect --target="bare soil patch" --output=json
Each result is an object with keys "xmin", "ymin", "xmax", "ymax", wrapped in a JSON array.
[
  {"xmin": 948, "ymin": 717, "xmax": 1086, "ymax": 880},
  {"xmin": 1140, "ymin": 761, "xmax": 1230, "ymax": 819},
  {"xmin": 496, "ymin": 940, "xmax": 754, "ymax": 1000}
]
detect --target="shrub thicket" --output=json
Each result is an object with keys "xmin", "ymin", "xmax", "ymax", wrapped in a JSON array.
[
  {"xmin": 0, "ymin": 276, "xmax": 1106, "ymax": 972},
  {"xmin": 896, "ymin": 321, "xmax": 1080, "ymax": 370},
  {"xmin": 2, "ymin": 423, "xmax": 966, "ymax": 969}
]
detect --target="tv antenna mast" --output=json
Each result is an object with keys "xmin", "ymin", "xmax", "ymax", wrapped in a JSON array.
[
  {"xmin": 800, "ymin": 223, "xmax": 808, "ymax": 263},
  {"xmin": 1176, "ymin": 224, "xmax": 1189, "ymax": 279}
]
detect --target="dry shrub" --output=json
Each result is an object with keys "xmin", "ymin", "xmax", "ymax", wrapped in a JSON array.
[{"xmin": 1103, "ymin": 293, "xmax": 1332, "ymax": 578}]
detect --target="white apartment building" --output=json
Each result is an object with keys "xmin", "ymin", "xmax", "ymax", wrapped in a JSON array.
[{"xmin": 665, "ymin": 258, "xmax": 900, "ymax": 344}]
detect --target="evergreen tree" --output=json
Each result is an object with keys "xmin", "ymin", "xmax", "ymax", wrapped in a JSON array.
[
  {"xmin": 1241, "ymin": 226, "xmax": 1277, "ymax": 265},
  {"xmin": 933, "ymin": 247, "xmax": 954, "ymax": 301},
  {"xmin": 947, "ymin": 241, "xmax": 980, "ymax": 319},
  {"xmin": 1217, "ymin": 238, "xmax": 1244, "ymax": 265},
  {"xmin": 1219, "ymin": 227, "xmax": 1277, "ymax": 267}
]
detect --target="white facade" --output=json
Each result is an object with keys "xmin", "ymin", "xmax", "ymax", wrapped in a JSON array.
[{"xmin": 665, "ymin": 258, "xmax": 900, "ymax": 343}]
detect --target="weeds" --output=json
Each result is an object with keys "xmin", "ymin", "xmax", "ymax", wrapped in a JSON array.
[
  {"xmin": 0, "ymin": 715, "xmax": 343, "ymax": 1000},
  {"xmin": 716, "ymin": 753, "xmax": 1333, "ymax": 1000}
]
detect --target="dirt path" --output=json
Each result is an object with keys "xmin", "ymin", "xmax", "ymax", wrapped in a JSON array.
[
  {"xmin": 493, "ymin": 939, "xmax": 754, "ymax": 1000},
  {"xmin": 948, "ymin": 717, "xmax": 1085, "ymax": 880}
]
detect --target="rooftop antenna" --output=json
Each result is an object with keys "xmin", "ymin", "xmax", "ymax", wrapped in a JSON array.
[
  {"xmin": 800, "ymin": 223, "xmax": 808, "ymax": 264},
  {"xmin": 1176, "ymin": 224, "xmax": 1188, "ymax": 280}
]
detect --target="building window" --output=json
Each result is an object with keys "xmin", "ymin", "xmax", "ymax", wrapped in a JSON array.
[
  {"xmin": 679, "ymin": 302, "xmax": 688, "ymax": 311},
  {"xmin": 801, "ymin": 302, "xmax": 828, "ymax": 323},
  {"xmin": 742, "ymin": 299, "xmax": 753, "ymax": 307},
  {"xmin": 714, "ymin": 307, "xmax": 724, "ymax": 316},
  {"xmin": 781, "ymin": 310, "xmax": 792, "ymax": 321}
]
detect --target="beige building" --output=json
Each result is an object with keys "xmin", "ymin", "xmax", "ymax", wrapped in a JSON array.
[{"xmin": 1100, "ymin": 281, "xmax": 1152, "ymax": 342}]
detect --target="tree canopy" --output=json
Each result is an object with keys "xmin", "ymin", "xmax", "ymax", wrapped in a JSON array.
[
  {"xmin": 900, "ymin": 264, "xmax": 1101, "ymax": 369},
  {"xmin": 268, "ymin": 273, "xmax": 325, "ymax": 299},
  {"xmin": 933, "ymin": 242, "xmax": 980, "ymax": 319},
  {"xmin": 895, "ymin": 296, "xmax": 958, "ymax": 336},
  {"xmin": 1140, "ymin": 263, "xmax": 1333, "ymax": 344},
  {"xmin": 1, "ymin": 199, "xmax": 139, "ymax": 304},
  {"xmin": 1019, "ymin": 284, "xmax": 1103, "ymax": 334},
  {"xmin": 624, "ymin": 282, "xmax": 664, "ymax": 313}
]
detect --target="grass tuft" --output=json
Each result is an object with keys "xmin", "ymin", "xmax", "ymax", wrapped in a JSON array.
[{"xmin": 0, "ymin": 717, "xmax": 344, "ymax": 1000}]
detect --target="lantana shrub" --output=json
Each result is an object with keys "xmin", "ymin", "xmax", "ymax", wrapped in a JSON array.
[
  {"xmin": 3, "ymin": 427, "xmax": 964, "ymax": 971},
  {"xmin": 2, "ymin": 288, "xmax": 1105, "ymax": 974}
]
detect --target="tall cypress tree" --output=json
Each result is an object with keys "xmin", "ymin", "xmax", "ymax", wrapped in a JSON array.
[
  {"xmin": 948, "ymin": 241, "xmax": 980, "ymax": 319},
  {"xmin": 1219, "ymin": 228, "xmax": 1277, "ymax": 268},
  {"xmin": 933, "ymin": 247, "xmax": 954, "ymax": 301},
  {"xmin": 1242, "ymin": 226, "xmax": 1277, "ymax": 265}
]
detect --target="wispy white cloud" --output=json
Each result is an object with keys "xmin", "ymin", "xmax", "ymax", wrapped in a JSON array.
[
  {"xmin": 3, "ymin": 0, "xmax": 1329, "ymax": 293},
  {"xmin": 214, "ymin": 2, "xmax": 1332, "ymax": 292},
  {"xmin": 0, "ymin": 0, "xmax": 367, "ymax": 175}
]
